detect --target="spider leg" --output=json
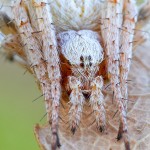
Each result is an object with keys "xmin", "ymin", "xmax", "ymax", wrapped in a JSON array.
[
  {"xmin": 101, "ymin": 1, "xmax": 130, "ymax": 149},
  {"xmin": 90, "ymin": 76, "xmax": 105, "ymax": 132},
  {"xmin": 1, "ymin": 34, "xmax": 26, "ymax": 61},
  {"xmin": 120, "ymin": 0, "xmax": 137, "ymax": 102},
  {"xmin": 119, "ymin": 0, "xmax": 137, "ymax": 145},
  {"xmin": 27, "ymin": 1, "xmax": 61, "ymax": 149},
  {"xmin": 68, "ymin": 76, "xmax": 85, "ymax": 134},
  {"xmin": 0, "ymin": 12, "xmax": 27, "ymax": 63},
  {"xmin": 0, "ymin": 12, "xmax": 17, "ymax": 35},
  {"xmin": 12, "ymin": 1, "xmax": 61, "ymax": 150}
]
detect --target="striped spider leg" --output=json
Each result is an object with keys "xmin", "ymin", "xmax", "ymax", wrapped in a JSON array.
[
  {"xmin": 119, "ymin": 0, "xmax": 137, "ymax": 145},
  {"xmin": 10, "ymin": 0, "xmax": 61, "ymax": 149},
  {"xmin": 101, "ymin": 0, "xmax": 137, "ymax": 149}
]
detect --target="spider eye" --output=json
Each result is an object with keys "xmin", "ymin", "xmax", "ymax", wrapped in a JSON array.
[
  {"xmin": 80, "ymin": 63, "xmax": 84, "ymax": 68},
  {"xmin": 88, "ymin": 55, "xmax": 92, "ymax": 60},
  {"xmin": 80, "ymin": 56, "xmax": 84, "ymax": 61},
  {"xmin": 89, "ymin": 62, "xmax": 92, "ymax": 67}
]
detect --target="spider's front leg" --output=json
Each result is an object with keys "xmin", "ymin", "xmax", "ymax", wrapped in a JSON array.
[
  {"xmin": 12, "ymin": 1, "xmax": 61, "ymax": 149},
  {"xmin": 90, "ymin": 76, "xmax": 106, "ymax": 132},
  {"xmin": 120, "ymin": 0, "xmax": 137, "ymax": 106},
  {"xmin": 68, "ymin": 76, "xmax": 85, "ymax": 134},
  {"xmin": 119, "ymin": 0, "xmax": 137, "ymax": 145},
  {"xmin": 101, "ymin": 0, "xmax": 131, "ymax": 149}
]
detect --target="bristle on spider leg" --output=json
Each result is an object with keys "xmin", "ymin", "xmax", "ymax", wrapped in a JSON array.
[{"xmin": 32, "ymin": 94, "xmax": 44, "ymax": 102}]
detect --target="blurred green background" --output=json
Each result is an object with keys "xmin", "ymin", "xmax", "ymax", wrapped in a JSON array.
[
  {"xmin": 0, "ymin": 60, "xmax": 45, "ymax": 150},
  {"xmin": 0, "ymin": 0, "xmax": 45, "ymax": 149}
]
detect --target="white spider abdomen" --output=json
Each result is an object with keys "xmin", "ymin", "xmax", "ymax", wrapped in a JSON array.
[{"xmin": 57, "ymin": 30, "xmax": 103, "ymax": 68}]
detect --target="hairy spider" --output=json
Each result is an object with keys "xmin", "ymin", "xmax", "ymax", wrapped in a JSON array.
[{"xmin": 0, "ymin": 0, "xmax": 149, "ymax": 150}]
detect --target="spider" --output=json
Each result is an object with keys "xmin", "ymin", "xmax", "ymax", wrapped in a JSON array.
[{"xmin": 0, "ymin": 0, "xmax": 149, "ymax": 150}]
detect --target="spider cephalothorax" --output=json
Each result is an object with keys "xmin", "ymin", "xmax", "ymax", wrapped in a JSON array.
[{"xmin": 1, "ymin": 0, "xmax": 149, "ymax": 150}]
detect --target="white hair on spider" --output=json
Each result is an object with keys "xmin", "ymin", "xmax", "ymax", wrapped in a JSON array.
[{"xmin": 57, "ymin": 30, "xmax": 103, "ymax": 69}]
